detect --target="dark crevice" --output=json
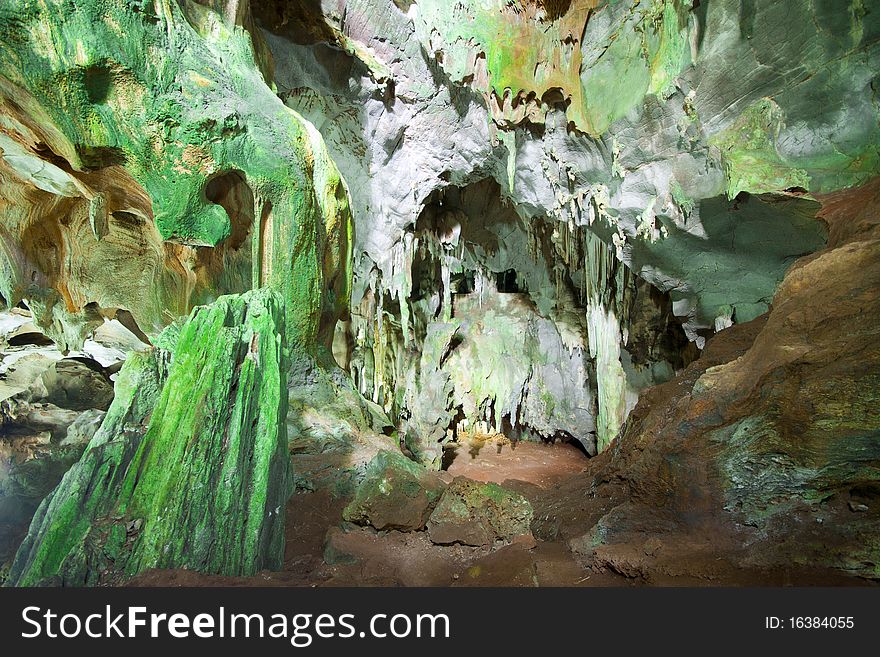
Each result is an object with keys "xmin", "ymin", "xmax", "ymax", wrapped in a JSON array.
[
  {"xmin": 495, "ymin": 269, "xmax": 519, "ymax": 293},
  {"xmin": 203, "ymin": 169, "xmax": 254, "ymax": 251}
]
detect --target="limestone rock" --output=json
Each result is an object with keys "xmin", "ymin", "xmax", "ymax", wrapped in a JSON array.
[
  {"xmin": 0, "ymin": 0, "xmax": 878, "ymax": 588},
  {"xmin": 0, "ymin": 0, "xmax": 352, "ymax": 351},
  {"xmin": 7, "ymin": 289, "xmax": 292, "ymax": 586},
  {"xmin": 403, "ymin": 288, "xmax": 599, "ymax": 466},
  {"xmin": 563, "ymin": 180, "xmax": 880, "ymax": 580},
  {"xmin": 286, "ymin": 352, "xmax": 398, "ymax": 496},
  {"xmin": 0, "ymin": 406, "xmax": 105, "ymax": 569},
  {"xmin": 0, "ymin": 432, "xmax": 53, "ymax": 524},
  {"xmin": 0, "ymin": 429, "xmax": 87, "ymax": 575},
  {"xmin": 39, "ymin": 358, "xmax": 114, "ymax": 411},
  {"xmin": 427, "ymin": 477, "xmax": 534, "ymax": 547},
  {"xmin": 343, "ymin": 450, "xmax": 446, "ymax": 531},
  {"xmin": 59, "ymin": 409, "xmax": 106, "ymax": 448},
  {"xmin": 267, "ymin": 0, "xmax": 862, "ymax": 349}
]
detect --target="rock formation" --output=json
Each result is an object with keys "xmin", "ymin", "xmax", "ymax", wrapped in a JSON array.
[
  {"xmin": 8, "ymin": 288, "xmax": 292, "ymax": 586},
  {"xmin": 0, "ymin": 0, "xmax": 878, "ymax": 585}
]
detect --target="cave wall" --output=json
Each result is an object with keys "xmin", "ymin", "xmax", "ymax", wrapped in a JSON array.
[
  {"xmin": 0, "ymin": 0, "xmax": 353, "ymax": 352},
  {"xmin": 253, "ymin": 0, "xmax": 870, "ymax": 453},
  {"xmin": 0, "ymin": 0, "xmax": 358, "ymax": 583},
  {"xmin": 340, "ymin": 177, "xmax": 698, "ymax": 463},
  {"xmin": 560, "ymin": 179, "xmax": 880, "ymax": 580},
  {"xmin": 263, "ymin": 0, "xmax": 863, "ymax": 339}
]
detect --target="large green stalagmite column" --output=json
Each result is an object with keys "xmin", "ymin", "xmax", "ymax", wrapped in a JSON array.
[{"xmin": 8, "ymin": 289, "xmax": 292, "ymax": 586}]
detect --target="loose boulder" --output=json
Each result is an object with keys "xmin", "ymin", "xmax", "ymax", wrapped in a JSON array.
[
  {"xmin": 427, "ymin": 477, "xmax": 534, "ymax": 547},
  {"xmin": 343, "ymin": 450, "xmax": 446, "ymax": 531},
  {"xmin": 39, "ymin": 358, "xmax": 114, "ymax": 411},
  {"xmin": 59, "ymin": 409, "xmax": 106, "ymax": 447}
]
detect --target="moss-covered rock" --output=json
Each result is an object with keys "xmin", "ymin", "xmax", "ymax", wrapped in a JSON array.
[
  {"xmin": 343, "ymin": 450, "xmax": 446, "ymax": 531},
  {"xmin": 5, "ymin": 345, "xmax": 167, "ymax": 586},
  {"xmin": 427, "ymin": 477, "xmax": 533, "ymax": 547},
  {"xmin": 0, "ymin": 0, "xmax": 353, "ymax": 350},
  {"xmin": 7, "ymin": 288, "xmax": 292, "ymax": 586}
]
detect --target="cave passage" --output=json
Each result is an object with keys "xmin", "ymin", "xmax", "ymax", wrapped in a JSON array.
[{"xmin": 338, "ymin": 179, "xmax": 696, "ymax": 471}]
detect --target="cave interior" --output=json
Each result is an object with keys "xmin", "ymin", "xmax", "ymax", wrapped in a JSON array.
[{"xmin": 0, "ymin": 0, "xmax": 878, "ymax": 587}]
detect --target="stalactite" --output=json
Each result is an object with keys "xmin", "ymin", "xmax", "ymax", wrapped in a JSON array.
[
  {"xmin": 499, "ymin": 130, "xmax": 517, "ymax": 194},
  {"xmin": 372, "ymin": 287, "xmax": 385, "ymax": 405},
  {"xmin": 441, "ymin": 253, "xmax": 452, "ymax": 322},
  {"xmin": 389, "ymin": 232, "xmax": 415, "ymax": 346},
  {"xmin": 475, "ymin": 266, "xmax": 487, "ymax": 308},
  {"xmin": 251, "ymin": 195, "xmax": 264, "ymax": 290}
]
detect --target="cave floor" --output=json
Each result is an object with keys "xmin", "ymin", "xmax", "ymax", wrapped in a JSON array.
[
  {"xmin": 130, "ymin": 438, "xmax": 630, "ymax": 587},
  {"xmin": 443, "ymin": 434, "xmax": 588, "ymax": 489},
  {"xmin": 126, "ymin": 435, "xmax": 870, "ymax": 587}
]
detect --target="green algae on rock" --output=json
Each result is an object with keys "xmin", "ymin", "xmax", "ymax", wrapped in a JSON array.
[
  {"xmin": 413, "ymin": 0, "xmax": 693, "ymax": 136},
  {"xmin": 7, "ymin": 288, "xmax": 292, "ymax": 586},
  {"xmin": 6, "ymin": 347, "xmax": 169, "ymax": 586}
]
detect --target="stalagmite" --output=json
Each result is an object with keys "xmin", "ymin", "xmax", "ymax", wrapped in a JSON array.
[
  {"xmin": 441, "ymin": 254, "xmax": 453, "ymax": 322},
  {"xmin": 586, "ymin": 301, "xmax": 629, "ymax": 451},
  {"xmin": 8, "ymin": 289, "xmax": 293, "ymax": 586},
  {"xmin": 583, "ymin": 229, "xmax": 636, "ymax": 450}
]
